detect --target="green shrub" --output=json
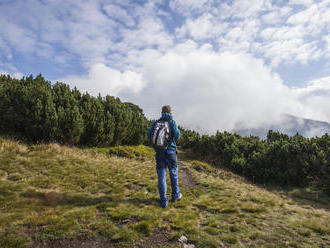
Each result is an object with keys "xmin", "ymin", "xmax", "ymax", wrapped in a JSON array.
[
  {"xmin": 179, "ymin": 128, "xmax": 330, "ymax": 195},
  {"xmin": 0, "ymin": 74, "xmax": 149, "ymax": 146}
]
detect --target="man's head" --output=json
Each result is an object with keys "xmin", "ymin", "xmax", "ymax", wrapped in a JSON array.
[{"xmin": 162, "ymin": 105, "xmax": 172, "ymax": 115}]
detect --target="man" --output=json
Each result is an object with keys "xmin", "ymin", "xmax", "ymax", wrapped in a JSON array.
[{"xmin": 147, "ymin": 105, "xmax": 182, "ymax": 208}]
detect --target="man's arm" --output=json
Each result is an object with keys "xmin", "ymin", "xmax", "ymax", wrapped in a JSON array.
[
  {"xmin": 147, "ymin": 121, "xmax": 157, "ymax": 138},
  {"xmin": 171, "ymin": 120, "xmax": 180, "ymax": 140}
]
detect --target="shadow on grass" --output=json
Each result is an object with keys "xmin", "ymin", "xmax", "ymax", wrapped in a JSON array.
[
  {"xmin": 21, "ymin": 189, "xmax": 160, "ymax": 208},
  {"xmin": 285, "ymin": 188, "xmax": 330, "ymax": 211}
]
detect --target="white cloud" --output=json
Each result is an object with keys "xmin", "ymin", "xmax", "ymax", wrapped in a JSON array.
[
  {"xmin": 259, "ymin": 39, "xmax": 321, "ymax": 66},
  {"xmin": 0, "ymin": 61, "xmax": 24, "ymax": 79},
  {"xmin": 0, "ymin": 70, "xmax": 24, "ymax": 79},
  {"xmin": 103, "ymin": 4, "xmax": 135, "ymax": 27},
  {"xmin": 324, "ymin": 34, "xmax": 330, "ymax": 57},
  {"xmin": 303, "ymin": 76, "xmax": 330, "ymax": 91},
  {"xmin": 0, "ymin": 15, "xmax": 37, "ymax": 53},
  {"xmin": 289, "ymin": 0, "xmax": 314, "ymax": 6},
  {"xmin": 0, "ymin": 38, "xmax": 12, "ymax": 60},
  {"xmin": 227, "ymin": 19, "xmax": 260, "ymax": 42},
  {"xmin": 287, "ymin": 1, "xmax": 330, "ymax": 35},
  {"xmin": 177, "ymin": 13, "xmax": 216, "ymax": 40},
  {"xmin": 119, "ymin": 16, "xmax": 173, "ymax": 52},
  {"xmin": 291, "ymin": 76, "xmax": 330, "ymax": 122},
  {"xmin": 133, "ymin": 48, "xmax": 300, "ymax": 131},
  {"xmin": 225, "ymin": 27, "xmax": 244, "ymax": 41},
  {"xmin": 219, "ymin": 0, "xmax": 272, "ymax": 20},
  {"xmin": 169, "ymin": 0, "xmax": 213, "ymax": 16},
  {"xmin": 286, "ymin": 4, "xmax": 326, "ymax": 38},
  {"xmin": 261, "ymin": 6, "xmax": 292, "ymax": 25},
  {"xmin": 170, "ymin": 0, "xmax": 210, "ymax": 9},
  {"xmin": 260, "ymin": 26, "xmax": 304, "ymax": 41},
  {"xmin": 59, "ymin": 63, "xmax": 145, "ymax": 96}
]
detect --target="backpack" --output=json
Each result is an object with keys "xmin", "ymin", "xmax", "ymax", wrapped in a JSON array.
[{"xmin": 151, "ymin": 120, "xmax": 171, "ymax": 149}]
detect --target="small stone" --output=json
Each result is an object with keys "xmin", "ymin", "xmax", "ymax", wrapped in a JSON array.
[
  {"xmin": 178, "ymin": 235, "xmax": 188, "ymax": 243},
  {"xmin": 183, "ymin": 244, "xmax": 195, "ymax": 248}
]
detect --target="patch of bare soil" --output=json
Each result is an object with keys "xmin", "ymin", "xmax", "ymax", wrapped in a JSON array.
[
  {"xmin": 178, "ymin": 163, "xmax": 197, "ymax": 189},
  {"xmin": 32, "ymin": 238, "xmax": 116, "ymax": 248},
  {"xmin": 134, "ymin": 228, "xmax": 180, "ymax": 248},
  {"xmin": 32, "ymin": 229, "xmax": 180, "ymax": 248}
]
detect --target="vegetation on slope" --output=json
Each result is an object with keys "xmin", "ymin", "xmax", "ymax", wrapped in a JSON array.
[
  {"xmin": 0, "ymin": 138, "xmax": 329, "ymax": 247},
  {"xmin": 0, "ymin": 74, "xmax": 149, "ymax": 146},
  {"xmin": 179, "ymin": 129, "xmax": 330, "ymax": 195}
]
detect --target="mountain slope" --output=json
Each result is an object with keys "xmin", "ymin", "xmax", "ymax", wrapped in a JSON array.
[
  {"xmin": 233, "ymin": 114, "xmax": 330, "ymax": 138},
  {"xmin": 0, "ymin": 138, "xmax": 329, "ymax": 248}
]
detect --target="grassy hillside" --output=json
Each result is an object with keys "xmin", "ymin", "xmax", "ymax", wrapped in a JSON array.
[{"xmin": 0, "ymin": 138, "xmax": 329, "ymax": 248}]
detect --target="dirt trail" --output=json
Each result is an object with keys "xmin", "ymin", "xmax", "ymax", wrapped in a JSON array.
[
  {"xmin": 178, "ymin": 163, "xmax": 197, "ymax": 189},
  {"xmin": 32, "ymin": 239, "xmax": 115, "ymax": 248}
]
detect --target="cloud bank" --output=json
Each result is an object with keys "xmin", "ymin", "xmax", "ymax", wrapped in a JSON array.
[
  {"xmin": 61, "ymin": 44, "xmax": 330, "ymax": 133},
  {"xmin": 59, "ymin": 63, "xmax": 145, "ymax": 96}
]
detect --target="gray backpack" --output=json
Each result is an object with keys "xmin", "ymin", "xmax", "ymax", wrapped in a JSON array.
[{"xmin": 151, "ymin": 120, "xmax": 171, "ymax": 149}]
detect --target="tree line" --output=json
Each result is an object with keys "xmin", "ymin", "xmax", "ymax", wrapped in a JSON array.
[
  {"xmin": 178, "ymin": 129, "xmax": 330, "ymax": 195},
  {"xmin": 0, "ymin": 74, "xmax": 150, "ymax": 146}
]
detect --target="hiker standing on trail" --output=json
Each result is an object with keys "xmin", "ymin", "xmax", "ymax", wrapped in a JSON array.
[{"xmin": 147, "ymin": 105, "xmax": 182, "ymax": 208}]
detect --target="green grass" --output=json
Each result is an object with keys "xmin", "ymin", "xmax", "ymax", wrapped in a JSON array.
[
  {"xmin": 0, "ymin": 137, "xmax": 329, "ymax": 247},
  {"xmin": 105, "ymin": 144, "xmax": 155, "ymax": 160}
]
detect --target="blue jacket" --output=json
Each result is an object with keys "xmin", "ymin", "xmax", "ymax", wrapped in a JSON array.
[{"xmin": 147, "ymin": 113, "xmax": 180, "ymax": 152}]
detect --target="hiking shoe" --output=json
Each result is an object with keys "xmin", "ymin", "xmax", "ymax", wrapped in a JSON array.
[
  {"xmin": 172, "ymin": 193, "xmax": 182, "ymax": 202},
  {"xmin": 160, "ymin": 200, "xmax": 168, "ymax": 208},
  {"xmin": 161, "ymin": 203, "xmax": 168, "ymax": 208}
]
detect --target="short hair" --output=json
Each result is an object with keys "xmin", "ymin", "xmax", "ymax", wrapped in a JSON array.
[{"xmin": 162, "ymin": 105, "xmax": 172, "ymax": 114}]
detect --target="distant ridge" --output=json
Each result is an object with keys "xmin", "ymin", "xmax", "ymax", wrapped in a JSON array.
[{"xmin": 233, "ymin": 114, "xmax": 330, "ymax": 138}]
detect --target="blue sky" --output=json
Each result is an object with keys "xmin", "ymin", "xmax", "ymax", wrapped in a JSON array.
[{"xmin": 1, "ymin": 0, "xmax": 330, "ymax": 132}]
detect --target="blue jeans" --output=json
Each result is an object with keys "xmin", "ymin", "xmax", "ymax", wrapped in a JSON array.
[{"xmin": 155, "ymin": 150, "xmax": 180, "ymax": 207}]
